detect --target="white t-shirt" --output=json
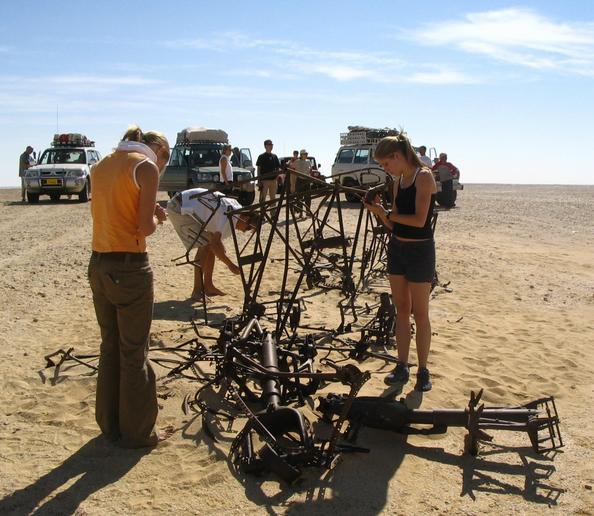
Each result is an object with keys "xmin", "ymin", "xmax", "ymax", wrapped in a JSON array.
[
  {"xmin": 419, "ymin": 155, "xmax": 433, "ymax": 168},
  {"xmin": 219, "ymin": 154, "xmax": 233, "ymax": 183},
  {"xmin": 180, "ymin": 188, "xmax": 242, "ymax": 240}
]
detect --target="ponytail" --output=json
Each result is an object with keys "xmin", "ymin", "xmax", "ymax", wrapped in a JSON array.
[
  {"xmin": 374, "ymin": 130, "xmax": 423, "ymax": 169},
  {"xmin": 122, "ymin": 125, "xmax": 170, "ymax": 161},
  {"xmin": 122, "ymin": 125, "xmax": 144, "ymax": 143}
]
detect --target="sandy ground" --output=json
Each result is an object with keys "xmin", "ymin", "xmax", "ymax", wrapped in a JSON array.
[{"xmin": 0, "ymin": 184, "xmax": 593, "ymax": 515}]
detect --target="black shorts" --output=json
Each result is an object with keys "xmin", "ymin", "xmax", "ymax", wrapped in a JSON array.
[{"xmin": 387, "ymin": 238, "xmax": 435, "ymax": 283}]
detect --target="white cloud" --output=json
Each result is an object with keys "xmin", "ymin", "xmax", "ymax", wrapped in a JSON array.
[
  {"xmin": 405, "ymin": 69, "xmax": 480, "ymax": 85},
  {"xmin": 163, "ymin": 32, "xmax": 283, "ymax": 52},
  {"xmin": 293, "ymin": 62, "xmax": 373, "ymax": 81},
  {"xmin": 46, "ymin": 75, "xmax": 162, "ymax": 86},
  {"xmin": 162, "ymin": 31, "xmax": 475, "ymax": 84},
  {"xmin": 410, "ymin": 8, "xmax": 594, "ymax": 75}
]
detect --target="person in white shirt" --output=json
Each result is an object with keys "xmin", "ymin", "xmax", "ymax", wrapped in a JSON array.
[
  {"xmin": 167, "ymin": 188, "xmax": 258, "ymax": 298},
  {"xmin": 292, "ymin": 149, "xmax": 312, "ymax": 216},
  {"xmin": 219, "ymin": 144, "xmax": 233, "ymax": 188},
  {"xmin": 418, "ymin": 146, "xmax": 433, "ymax": 168}
]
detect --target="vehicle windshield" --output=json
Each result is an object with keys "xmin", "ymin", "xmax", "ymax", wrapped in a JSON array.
[
  {"xmin": 39, "ymin": 149, "xmax": 86, "ymax": 165},
  {"xmin": 170, "ymin": 144, "xmax": 223, "ymax": 168}
]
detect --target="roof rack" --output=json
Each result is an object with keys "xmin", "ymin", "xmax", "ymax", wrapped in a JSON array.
[
  {"xmin": 176, "ymin": 127, "xmax": 229, "ymax": 145},
  {"xmin": 52, "ymin": 133, "xmax": 95, "ymax": 147},
  {"xmin": 340, "ymin": 126, "xmax": 399, "ymax": 145}
]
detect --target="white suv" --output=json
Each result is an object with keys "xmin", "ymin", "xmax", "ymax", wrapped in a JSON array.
[
  {"xmin": 24, "ymin": 134, "xmax": 100, "ymax": 203},
  {"xmin": 331, "ymin": 127, "xmax": 462, "ymax": 206},
  {"xmin": 331, "ymin": 143, "xmax": 386, "ymax": 202}
]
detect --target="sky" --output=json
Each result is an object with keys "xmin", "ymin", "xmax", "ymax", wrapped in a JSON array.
[{"xmin": 1, "ymin": 0, "xmax": 593, "ymax": 186}]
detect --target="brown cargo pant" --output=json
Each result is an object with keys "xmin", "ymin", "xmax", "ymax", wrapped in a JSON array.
[
  {"xmin": 259, "ymin": 179, "xmax": 277, "ymax": 202},
  {"xmin": 88, "ymin": 252, "xmax": 159, "ymax": 448}
]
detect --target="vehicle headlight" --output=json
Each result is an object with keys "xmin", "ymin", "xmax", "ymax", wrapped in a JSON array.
[
  {"xmin": 26, "ymin": 169, "xmax": 39, "ymax": 178},
  {"xmin": 197, "ymin": 173, "xmax": 213, "ymax": 181},
  {"xmin": 66, "ymin": 170, "xmax": 85, "ymax": 178}
]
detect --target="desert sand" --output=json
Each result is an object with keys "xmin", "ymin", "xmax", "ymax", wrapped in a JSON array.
[{"xmin": 0, "ymin": 184, "xmax": 593, "ymax": 515}]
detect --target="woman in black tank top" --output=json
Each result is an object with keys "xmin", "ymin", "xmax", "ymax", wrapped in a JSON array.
[{"xmin": 364, "ymin": 132, "xmax": 437, "ymax": 392}]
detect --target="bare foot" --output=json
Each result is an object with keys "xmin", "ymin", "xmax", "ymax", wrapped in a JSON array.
[
  {"xmin": 190, "ymin": 291, "xmax": 211, "ymax": 302},
  {"xmin": 204, "ymin": 287, "xmax": 226, "ymax": 296},
  {"xmin": 157, "ymin": 425, "xmax": 176, "ymax": 443}
]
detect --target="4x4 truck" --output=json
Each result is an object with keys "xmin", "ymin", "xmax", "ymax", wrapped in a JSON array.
[
  {"xmin": 24, "ymin": 133, "xmax": 100, "ymax": 203},
  {"xmin": 159, "ymin": 127, "xmax": 256, "ymax": 206}
]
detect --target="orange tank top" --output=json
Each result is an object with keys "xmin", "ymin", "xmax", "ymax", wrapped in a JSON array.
[{"xmin": 91, "ymin": 151, "xmax": 151, "ymax": 253}]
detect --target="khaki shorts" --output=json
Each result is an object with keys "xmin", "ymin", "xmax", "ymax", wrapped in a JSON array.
[{"xmin": 167, "ymin": 196, "xmax": 213, "ymax": 251}]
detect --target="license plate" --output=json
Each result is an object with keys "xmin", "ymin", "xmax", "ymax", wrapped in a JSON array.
[{"xmin": 43, "ymin": 179, "xmax": 60, "ymax": 186}]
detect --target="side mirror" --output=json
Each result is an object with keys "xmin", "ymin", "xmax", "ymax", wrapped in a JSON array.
[{"xmin": 317, "ymin": 163, "xmax": 322, "ymax": 168}]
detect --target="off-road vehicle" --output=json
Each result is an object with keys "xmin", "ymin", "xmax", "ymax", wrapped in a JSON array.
[
  {"xmin": 331, "ymin": 126, "xmax": 463, "ymax": 206},
  {"xmin": 159, "ymin": 127, "xmax": 256, "ymax": 206},
  {"xmin": 24, "ymin": 133, "xmax": 100, "ymax": 203}
]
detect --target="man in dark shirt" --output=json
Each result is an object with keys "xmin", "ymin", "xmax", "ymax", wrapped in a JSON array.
[
  {"xmin": 255, "ymin": 139, "xmax": 280, "ymax": 202},
  {"xmin": 19, "ymin": 146, "xmax": 34, "ymax": 201}
]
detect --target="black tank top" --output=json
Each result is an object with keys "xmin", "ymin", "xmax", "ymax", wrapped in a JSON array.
[{"xmin": 393, "ymin": 169, "xmax": 435, "ymax": 240}]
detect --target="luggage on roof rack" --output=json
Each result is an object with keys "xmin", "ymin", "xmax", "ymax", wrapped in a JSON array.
[
  {"xmin": 340, "ymin": 126, "xmax": 399, "ymax": 145},
  {"xmin": 176, "ymin": 127, "xmax": 229, "ymax": 144},
  {"xmin": 52, "ymin": 133, "xmax": 94, "ymax": 147}
]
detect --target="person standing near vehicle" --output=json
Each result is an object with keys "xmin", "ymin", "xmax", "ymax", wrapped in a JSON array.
[
  {"xmin": 364, "ymin": 132, "xmax": 437, "ymax": 392},
  {"xmin": 231, "ymin": 146, "xmax": 241, "ymax": 167},
  {"xmin": 286, "ymin": 150, "xmax": 299, "ymax": 193},
  {"xmin": 256, "ymin": 139, "xmax": 280, "ymax": 202},
  {"xmin": 293, "ymin": 149, "xmax": 312, "ymax": 217},
  {"xmin": 219, "ymin": 144, "xmax": 234, "ymax": 194},
  {"xmin": 19, "ymin": 146, "xmax": 34, "ymax": 201},
  {"xmin": 418, "ymin": 146, "xmax": 433, "ymax": 168},
  {"xmin": 88, "ymin": 125, "xmax": 173, "ymax": 447}
]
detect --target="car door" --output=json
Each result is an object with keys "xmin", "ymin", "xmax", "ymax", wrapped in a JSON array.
[
  {"xmin": 331, "ymin": 147, "xmax": 355, "ymax": 179},
  {"xmin": 239, "ymin": 148, "xmax": 254, "ymax": 172},
  {"xmin": 159, "ymin": 147, "xmax": 190, "ymax": 192},
  {"xmin": 356, "ymin": 147, "xmax": 385, "ymax": 186}
]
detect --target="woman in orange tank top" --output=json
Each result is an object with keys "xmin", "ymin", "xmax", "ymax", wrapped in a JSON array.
[{"xmin": 88, "ymin": 125, "xmax": 172, "ymax": 448}]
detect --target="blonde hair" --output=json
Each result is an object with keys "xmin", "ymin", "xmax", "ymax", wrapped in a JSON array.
[
  {"xmin": 222, "ymin": 144, "xmax": 232, "ymax": 153},
  {"xmin": 374, "ymin": 131, "xmax": 423, "ymax": 168},
  {"xmin": 122, "ymin": 125, "xmax": 170, "ymax": 161}
]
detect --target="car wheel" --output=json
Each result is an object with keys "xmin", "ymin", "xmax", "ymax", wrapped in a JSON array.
[
  {"xmin": 238, "ymin": 191, "xmax": 255, "ymax": 206},
  {"xmin": 27, "ymin": 192, "xmax": 40, "ymax": 204},
  {"xmin": 342, "ymin": 178, "xmax": 360, "ymax": 203},
  {"xmin": 49, "ymin": 193, "xmax": 60, "ymax": 202},
  {"xmin": 79, "ymin": 180, "xmax": 90, "ymax": 202}
]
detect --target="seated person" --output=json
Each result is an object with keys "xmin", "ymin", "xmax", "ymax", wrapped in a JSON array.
[
  {"xmin": 431, "ymin": 153, "xmax": 459, "ymax": 180},
  {"xmin": 431, "ymin": 152, "xmax": 459, "ymax": 194},
  {"xmin": 167, "ymin": 188, "xmax": 259, "ymax": 299}
]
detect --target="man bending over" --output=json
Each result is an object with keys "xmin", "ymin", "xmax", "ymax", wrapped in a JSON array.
[{"xmin": 167, "ymin": 188, "xmax": 258, "ymax": 299}]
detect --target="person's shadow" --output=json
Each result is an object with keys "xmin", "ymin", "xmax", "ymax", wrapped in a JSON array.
[
  {"xmin": 0, "ymin": 436, "xmax": 148, "ymax": 515},
  {"xmin": 153, "ymin": 299, "xmax": 230, "ymax": 325}
]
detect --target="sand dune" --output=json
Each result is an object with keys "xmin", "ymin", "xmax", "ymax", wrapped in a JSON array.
[{"xmin": 0, "ymin": 185, "xmax": 593, "ymax": 514}]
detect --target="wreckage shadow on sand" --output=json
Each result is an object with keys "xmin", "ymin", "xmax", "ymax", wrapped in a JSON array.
[
  {"xmin": 241, "ymin": 435, "xmax": 564, "ymax": 515},
  {"xmin": 181, "ymin": 383, "xmax": 564, "ymax": 514}
]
